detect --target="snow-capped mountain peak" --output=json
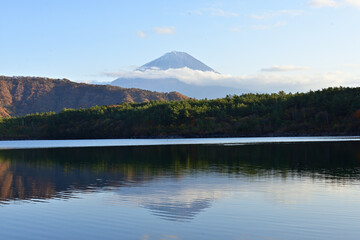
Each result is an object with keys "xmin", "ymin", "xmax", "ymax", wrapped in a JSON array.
[{"xmin": 136, "ymin": 51, "xmax": 215, "ymax": 72}]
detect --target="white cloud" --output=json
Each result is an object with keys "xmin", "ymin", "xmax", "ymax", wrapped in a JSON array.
[
  {"xmin": 207, "ymin": 8, "xmax": 239, "ymax": 17},
  {"xmin": 154, "ymin": 26, "xmax": 176, "ymax": 35},
  {"xmin": 137, "ymin": 31, "xmax": 146, "ymax": 38},
  {"xmin": 309, "ymin": 0, "xmax": 360, "ymax": 8},
  {"xmin": 251, "ymin": 10, "xmax": 304, "ymax": 20},
  {"xmin": 344, "ymin": 0, "xmax": 360, "ymax": 8},
  {"xmin": 344, "ymin": 64, "xmax": 360, "ymax": 68},
  {"xmin": 251, "ymin": 21, "xmax": 287, "ymax": 30},
  {"xmin": 261, "ymin": 65, "xmax": 311, "ymax": 72},
  {"xmin": 230, "ymin": 22, "xmax": 286, "ymax": 33},
  {"xmin": 188, "ymin": 8, "xmax": 239, "ymax": 17},
  {"xmin": 229, "ymin": 27, "xmax": 244, "ymax": 33},
  {"xmin": 309, "ymin": 0, "xmax": 340, "ymax": 8},
  {"xmin": 104, "ymin": 67, "xmax": 359, "ymax": 93}
]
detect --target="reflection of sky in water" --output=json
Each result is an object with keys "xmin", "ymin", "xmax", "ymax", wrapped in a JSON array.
[
  {"xmin": 2, "ymin": 174, "xmax": 359, "ymax": 240},
  {"xmin": 104, "ymin": 174, "xmax": 360, "ymax": 223},
  {"xmin": 106, "ymin": 175, "xmax": 231, "ymax": 222},
  {"xmin": 0, "ymin": 142, "xmax": 360, "ymax": 239}
]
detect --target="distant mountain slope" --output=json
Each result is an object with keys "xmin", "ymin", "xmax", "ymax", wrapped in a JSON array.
[
  {"xmin": 111, "ymin": 51, "xmax": 248, "ymax": 99},
  {"xmin": 137, "ymin": 51, "xmax": 215, "ymax": 72},
  {"xmin": 0, "ymin": 76, "xmax": 188, "ymax": 117}
]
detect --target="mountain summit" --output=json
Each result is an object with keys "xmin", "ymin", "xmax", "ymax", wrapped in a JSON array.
[
  {"xmin": 137, "ymin": 51, "xmax": 215, "ymax": 72},
  {"xmin": 111, "ymin": 51, "xmax": 248, "ymax": 99}
]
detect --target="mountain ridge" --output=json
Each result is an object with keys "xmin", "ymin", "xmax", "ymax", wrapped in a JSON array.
[{"xmin": 0, "ymin": 76, "xmax": 188, "ymax": 117}]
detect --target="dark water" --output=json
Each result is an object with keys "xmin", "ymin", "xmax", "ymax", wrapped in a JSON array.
[{"xmin": 0, "ymin": 141, "xmax": 360, "ymax": 239}]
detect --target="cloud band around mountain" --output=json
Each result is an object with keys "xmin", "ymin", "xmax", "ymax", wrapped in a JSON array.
[{"xmin": 105, "ymin": 67, "xmax": 359, "ymax": 93}]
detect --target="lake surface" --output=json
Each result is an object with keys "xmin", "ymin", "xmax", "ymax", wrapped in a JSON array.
[
  {"xmin": 0, "ymin": 136, "xmax": 360, "ymax": 149},
  {"xmin": 0, "ymin": 138, "xmax": 360, "ymax": 239}
]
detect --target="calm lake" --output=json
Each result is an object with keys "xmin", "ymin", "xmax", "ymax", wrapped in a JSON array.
[{"xmin": 0, "ymin": 137, "xmax": 360, "ymax": 240}]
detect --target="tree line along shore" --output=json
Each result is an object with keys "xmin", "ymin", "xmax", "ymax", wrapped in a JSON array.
[{"xmin": 0, "ymin": 87, "xmax": 360, "ymax": 140}]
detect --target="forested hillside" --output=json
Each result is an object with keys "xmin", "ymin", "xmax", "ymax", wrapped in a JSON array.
[
  {"xmin": 0, "ymin": 76, "xmax": 188, "ymax": 117},
  {"xmin": 1, "ymin": 87, "xmax": 360, "ymax": 139}
]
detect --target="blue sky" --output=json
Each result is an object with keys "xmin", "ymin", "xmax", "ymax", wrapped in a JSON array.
[{"xmin": 1, "ymin": 0, "xmax": 359, "ymax": 91}]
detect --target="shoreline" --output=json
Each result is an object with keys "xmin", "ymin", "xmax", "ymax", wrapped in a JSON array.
[
  {"xmin": 0, "ymin": 132, "xmax": 359, "ymax": 141},
  {"xmin": 1, "ymin": 136, "xmax": 359, "ymax": 150}
]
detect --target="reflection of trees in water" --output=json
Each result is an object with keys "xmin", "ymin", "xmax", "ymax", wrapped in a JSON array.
[
  {"xmin": 0, "ymin": 160, "xmax": 56, "ymax": 201},
  {"xmin": 0, "ymin": 142, "xmax": 359, "ymax": 204},
  {"xmin": 0, "ymin": 161, "xmax": 13, "ymax": 199}
]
